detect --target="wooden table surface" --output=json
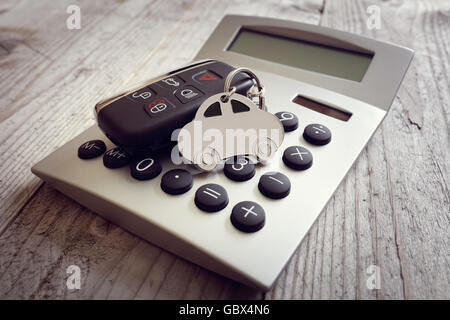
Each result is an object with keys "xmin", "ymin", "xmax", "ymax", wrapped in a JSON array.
[{"xmin": 0, "ymin": 0, "xmax": 448, "ymax": 299}]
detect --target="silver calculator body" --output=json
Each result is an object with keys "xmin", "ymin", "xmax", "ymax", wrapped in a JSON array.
[{"xmin": 32, "ymin": 16, "xmax": 413, "ymax": 290}]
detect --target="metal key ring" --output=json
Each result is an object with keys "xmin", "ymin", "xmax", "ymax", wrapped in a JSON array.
[{"xmin": 223, "ymin": 67, "xmax": 265, "ymax": 110}]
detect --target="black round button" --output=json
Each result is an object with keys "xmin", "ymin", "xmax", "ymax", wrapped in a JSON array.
[
  {"xmin": 195, "ymin": 183, "xmax": 229, "ymax": 212},
  {"xmin": 224, "ymin": 156, "xmax": 255, "ymax": 182},
  {"xmin": 275, "ymin": 111, "xmax": 299, "ymax": 132},
  {"xmin": 231, "ymin": 201, "xmax": 265, "ymax": 233},
  {"xmin": 161, "ymin": 169, "xmax": 193, "ymax": 195},
  {"xmin": 303, "ymin": 123, "xmax": 331, "ymax": 145},
  {"xmin": 130, "ymin": 156, "xmax": 162, "ymax": 180},
  {"xmin": 258, "ymin": 172, "xmax": 291, "ymax": 199},
  {"xmin": 282, "ymin": 146, "xmax": 313, "ymax": 170},
  {"xmin": 103, "ymin": 147, "xmax": 132, "ymax": 168},
  {"xmin": 78, "ymin": 140, "xmax": 106, "ymax": 159}
]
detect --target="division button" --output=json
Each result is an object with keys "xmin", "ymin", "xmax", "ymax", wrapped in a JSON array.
[
  {"xmin": 230, "ymin": 201, "xmax": 265, "ymax": 233},
  {"xmin": 103, "ymin": 147, "xmax": 132, "ymax": 168},
  {"xmin": 224, "ymin": 156, "xmax": 256, "ymax": 182},
  {"xmin": 303, "ymin": 123, "xmax": 331, "ymax": 145},
  {"xmin": 195, "ymin": 183, "xmax": 229, "ymax": 212},
  {"xmin": 78, "ymin": 140, "xmax": 106, "ymax": 159},
  {"xmin": 160, "ymin": 169, "xmax": 193, "ymax": 195},
  {"xmin": 282, "ymin": 146, "xmax": 313, "ymax": 170},
  {"xmin": 130, "ymin": 156, "xmax": 162, "ymax": 180},
  {"xmin": 275, "ymin": 111, "xmax": 299, "ymax": 132},
  {"xmin": 258, "ymin": 172, "xmax": 291, "ymax": 199}
]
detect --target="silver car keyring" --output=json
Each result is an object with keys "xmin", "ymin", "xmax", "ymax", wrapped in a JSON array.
[{"xmin": 222, "ymin": 67, "xmax": 265, "ymax": 110}]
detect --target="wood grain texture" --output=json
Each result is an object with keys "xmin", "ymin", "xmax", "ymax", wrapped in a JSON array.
[{"xmin": 0, "ymin": 0, "xmax": 448, "ymax": 299}]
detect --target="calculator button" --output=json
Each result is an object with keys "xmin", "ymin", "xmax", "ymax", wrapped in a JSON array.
[
  {"xmin": 174, "ymin": 85, "xmax": 204, "ymax": 104},
  {"xmin": 303, "ymin": 123, "xmax": 331, "ymax": 145},
  {"xmin": 195, "ymin": 183, "xmax": 229, "ymax": 212},
  {"xmin": 282, "ymin": 146, "xmax": 313, "ymax": 170},
  {"xmin": 103, "ymin": 147, "xmax": 132, "ymax": 169},
  {"xmin": 144, "ymin": 97, "xmax": 175, "ymax": 117},
  {"xmin": 78, "ymin": 140, "xmax": 106, "ymax": 159},
  {"xmin": 160, "ymin": 169, "xmax": 193, "ymax": 195},
  {"xmin": 193, "ymin": 70, "xmax": 222, "ymax": 82},
  {"xmin": 130, "ymin": 156, "xmax": 162, "ymax": 180},
  {"xmin": 258, "ymin": 172, "xmax": 291, "ymax": 199},
  {"xmin": 224, "ymin": 156, "xmax": 255, "ymax": 182},
  {"xmin": 156, "ymin": 75, "xmax": 185, "ymax": 90},
  {"xmin": 275, "ymin": 111, "xmax": 298, "ymax": 132},
  {"xmin": 230, "ymin": 201, "xmax": 265, "ymax": 233},
  {"xmin": 126, "ymin": 87, "xmax": 156, "ymax": 104}
]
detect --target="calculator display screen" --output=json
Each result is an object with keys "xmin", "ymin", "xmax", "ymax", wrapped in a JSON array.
[{"xmin": 227, "ymin": 29, "xmax": 373, "ymax": 82}]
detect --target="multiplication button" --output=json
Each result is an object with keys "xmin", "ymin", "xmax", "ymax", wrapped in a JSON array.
[
  {"xmin": 195, "ymin": 183, "xmax": 228, "ymax": 212},
  {"xmin": 303, "ymin": 123, "xmax": 331, "ymax": 145},
  {"xmin": 282, "ymin": 146, "xmax": 313, "ymax": 170},
  {"xmin": 258, "ymin": 172, "xmax": 291, "ymax": 199},
  {"xmin": 230, "ymin": 201, "xmax": 265, "ymax": 233}
]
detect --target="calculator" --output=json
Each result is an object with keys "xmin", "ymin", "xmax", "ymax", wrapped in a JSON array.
[{"xmin": 31, "ymin": 15, "xmax": 413, "ymax": 290}]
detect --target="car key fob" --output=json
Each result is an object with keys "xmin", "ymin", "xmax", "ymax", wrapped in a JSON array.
[{"xmin": 95, "ymin": 60, "xmax": 254, "ymax": 155}]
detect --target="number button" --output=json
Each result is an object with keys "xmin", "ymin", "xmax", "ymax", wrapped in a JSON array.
[
  {"xmin": 223, "ymin": 156, "xmax": 255, "ymax": 182},
  {"xmin": 275, "ymin": 111, "xmax": 299, "ymax": 132},
  {"xmin": 130, "ymin": 156, "xmax": 162, "ymax": 180}
]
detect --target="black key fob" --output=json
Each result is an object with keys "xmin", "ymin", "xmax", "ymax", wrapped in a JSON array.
[{"xmin": 95, "ymin": 60, "xmax": 254, "ymax": 154}]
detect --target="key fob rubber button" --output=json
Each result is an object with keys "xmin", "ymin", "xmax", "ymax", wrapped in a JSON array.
[
  {"xmin": 303, "ymin": 123, "xmax": 331, "ymax": 145},
  {"xmin": 224, "ymin": 156, "xmax": 256, "ymax": 182}
]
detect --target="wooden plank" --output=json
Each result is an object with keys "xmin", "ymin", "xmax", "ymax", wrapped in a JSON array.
[
  {"xmin": 0, "ymin": 0, "xmax": 325, "ymax": 299},
  {"xmin": 267, "ymin": 0, "xmax": 450, "ymax": 299}
]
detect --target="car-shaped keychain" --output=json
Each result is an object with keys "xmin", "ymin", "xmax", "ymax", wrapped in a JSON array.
[{"xmin": 177, "ymin": 68, "xmax": 284, "ymax": 171}]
